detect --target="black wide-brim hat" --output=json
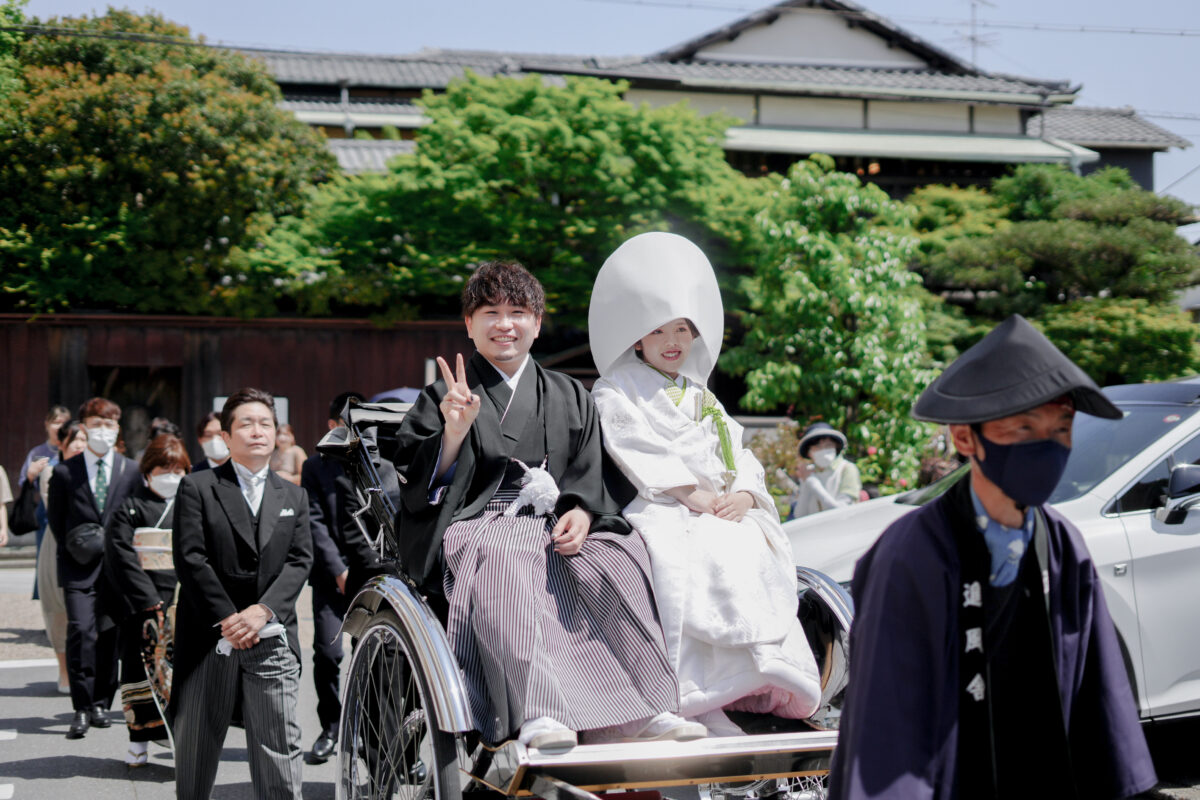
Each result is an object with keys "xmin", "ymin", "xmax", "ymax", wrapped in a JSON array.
[
  {"xmin": 798, "ymin": 422, "xmax": 848, "ymax": 459},
  {"xmin": 912, "ymin": 314, "xmax": 1121, "ymax": 425}
]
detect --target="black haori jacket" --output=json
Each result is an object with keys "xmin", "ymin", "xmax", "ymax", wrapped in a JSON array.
[{"xmin": 392, "ymin": 351, "xmax": 634, "ymax": 594}]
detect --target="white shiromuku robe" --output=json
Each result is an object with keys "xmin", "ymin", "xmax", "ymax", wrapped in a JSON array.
[{"xmin": 593, "ymin": 361, "xmax": 822, "ymax": 720}]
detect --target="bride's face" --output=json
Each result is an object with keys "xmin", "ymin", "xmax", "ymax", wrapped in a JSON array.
[{"xmin": 635, "ymin": 318, "xmax": 694, "ymax": 379}]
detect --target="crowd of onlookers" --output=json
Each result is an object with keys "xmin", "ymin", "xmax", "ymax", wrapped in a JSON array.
[
  {"xmin": 2, "ymin": 396, "xmax": 366, "ymax": 773},
  {"xmin": 0, "ymin": 388, "xmax": 915, "ymax": 786}
]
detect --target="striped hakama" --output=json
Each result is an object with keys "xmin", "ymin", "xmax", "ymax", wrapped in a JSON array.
[{"xmin": 443, "ymin": 489, "xmax": 679, "ymax": 743}]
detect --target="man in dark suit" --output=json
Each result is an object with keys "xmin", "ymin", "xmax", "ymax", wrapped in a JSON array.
[
  {"xmin": 47, "ymin": 397, "xmax": 141, "ymax": 739},
  {"xmin": 172, "ymin": 388, "xmax": 313, "ymax": 800},
  {"xmin": 298, "ymin": 390, "xmax": 362, "ymax": 762}
]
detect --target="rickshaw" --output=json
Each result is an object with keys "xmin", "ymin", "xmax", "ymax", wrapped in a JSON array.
[{"xmin": 320, "ymin": 400, "xmax": 853, "ymax": 800}]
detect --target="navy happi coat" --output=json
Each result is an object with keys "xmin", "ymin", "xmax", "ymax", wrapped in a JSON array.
[{"xmin": 828, "ymin": 477, "xmax": 1156, "ymax": 799}]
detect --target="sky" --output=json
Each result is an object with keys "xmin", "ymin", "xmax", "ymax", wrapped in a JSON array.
[{"xmin": 20, "ymin": 0, "xmax": 1200, "ymax": 232}]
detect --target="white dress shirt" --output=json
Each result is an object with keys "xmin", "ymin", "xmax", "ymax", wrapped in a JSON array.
[
  {"xmin": 232, "ymin": 460, "xmax": 270, "ymax": 515},
  {"xmin": 82, "ymin": 447, "xmax": 115, "ymax": 497}
]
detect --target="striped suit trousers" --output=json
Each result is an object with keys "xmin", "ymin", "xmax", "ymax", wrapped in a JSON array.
[{"xmin": 173, "ymin": 635, "xmax": 303, "ymax": 800}]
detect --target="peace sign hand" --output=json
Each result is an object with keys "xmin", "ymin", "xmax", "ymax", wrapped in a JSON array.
[{"xmin": 437, "ymin": 353, "xmax": 481, "ymax": 439}]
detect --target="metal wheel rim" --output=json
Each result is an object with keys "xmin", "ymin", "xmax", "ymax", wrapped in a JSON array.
[
  {"xmin": 339, "ymin": 622, "xmax": 439, "ymax": 800},
  {"xmin": 700, "ymin": 775, "xmax": 828, "ymax": 800}
]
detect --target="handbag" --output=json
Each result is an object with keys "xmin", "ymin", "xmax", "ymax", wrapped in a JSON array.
[
  {"xmin": 9, "ymin": 479, "xmax": 40, "ymax": 535},
  {"xmin": 132, "ymin": 500, "xmax": 175, "ymax": 571},
  {"xmin": 65, "ymin": 522, "xmax": 105, "ymax": 565}
]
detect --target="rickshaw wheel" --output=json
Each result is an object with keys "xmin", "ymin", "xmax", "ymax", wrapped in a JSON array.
[
  {"xmin": 700, "ymin": 775, "xmax": 827, "ymax": 800},
  {"xmin": 338, "ymin": 610, "xmax": 463, "ymax": 800}
]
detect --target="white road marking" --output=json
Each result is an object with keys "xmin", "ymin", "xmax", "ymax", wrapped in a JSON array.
[
  {"xmin": 0, "ymin": 784, "xmax": 13, "ymax": 799},
  {"xmin": 0, "ymin": 730, "xmax": 14, "ymax": 740},
  {"xmin": 0, "ymin": 659, "xmax": 56, "ymax": 669}
]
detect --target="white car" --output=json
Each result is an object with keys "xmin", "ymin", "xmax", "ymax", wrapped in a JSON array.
[{"xmin": 784, "ymin": 377, "xmax": 1200, "ymax": 722}]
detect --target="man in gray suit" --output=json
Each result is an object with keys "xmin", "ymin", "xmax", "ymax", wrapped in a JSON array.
[{"xmin": 172, "ymin": 388, "xmax": 313, "ymax": 800}]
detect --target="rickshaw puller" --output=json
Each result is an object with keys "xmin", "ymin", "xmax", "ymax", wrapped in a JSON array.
[{"xmin": 829, "ymin": 315, "xmax": 1156, "ymax": 799}]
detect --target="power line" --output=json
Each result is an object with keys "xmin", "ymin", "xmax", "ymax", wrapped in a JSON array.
[
  {"xmin": 9, "ymin": 18, "xmax": 1200, "ymax": 127},
  {"xmin": 581, "ymin": 0, "xmax": 1200, "ymax": 37},
  {"xmin": 0, "ymin": 23, "xmax": 214, "ymax": 48},
  {"xmin": 964, "ymin": 20, "xmax": 1200, "ymax": 37},
  {"xmin": 1159, "ymin": 160, "xmax": 1200, "ymax": 194},
  {"xmin": 935, "ymin": 0, "xmax": 999, "ymax": 70},
  {"xmin": 581, "ymin": 0, "xmax": 752, "ymax": 10},
  {"xmin": 0, "ymin": 24, "xmax": 359, "ymax": 55},
  {"xmin": 973, "ymin": 35, "xmax": 1034, "ymax": 76},
  {"xmin": 1137, "ymin": 110, "xmax": 1200, "ymax": 122}
]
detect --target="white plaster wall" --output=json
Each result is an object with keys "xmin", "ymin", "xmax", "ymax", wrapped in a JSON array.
[
  {"xmin": 623, "ymin": 88, "xmax": 755, "ymax": 123},
  {"xmin": 696, "ymin": 8, "xmax": 928, "ymax": 68},
  {"xmin": 972, "ymin": 105, "xmax": 1023, "ymax": 134},
  {"xmin": 759, "ymin": 96, "xmax": 862, "ymax": 128},
  {"xmin": 868, "ymin": 101, "xmax": 970, "ymax": 132}
]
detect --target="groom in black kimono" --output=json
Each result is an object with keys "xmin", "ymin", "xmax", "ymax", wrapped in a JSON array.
[
  {"xmin": 393, "ymin": 260, "xmax": 704, "ymax": 752},
  {"xmin": 829, "ymin": 315, "xmax": 1156, "ymax": 800}
]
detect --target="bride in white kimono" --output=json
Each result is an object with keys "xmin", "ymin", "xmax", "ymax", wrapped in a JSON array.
[{"xmin": 589, "ymin": 232, "xmax": 822, "ymax": 728}]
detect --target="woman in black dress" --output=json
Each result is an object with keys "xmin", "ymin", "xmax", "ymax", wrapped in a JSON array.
[{"xmin": 103, "ymin": 434, "xmax": 190, "ymax": 766}]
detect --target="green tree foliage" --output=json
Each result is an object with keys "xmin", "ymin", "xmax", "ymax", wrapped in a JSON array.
[
  {"xmin": 745, "ymin": 421, "xmax": 802, "ymax": 519},
  {"xmin": 0, "ymin": 9, "xmax": 334, "ymax": 315},
  {"xmin": 722, "ymin": 155, "xmax": 934, "ymax": 488},
  {"xmin": 910, "ymin": 183, "xmax": 1009, "ymax": 258},
  {"xmin": 915, "ymin": 289, "xmax": 989, "ymax": 366},
  {"xmin": 916, "ymin": 165, "xmax": 1200, "ymax": 320},
  {"xmin": 0, "ymin": 1, "xmax": 24, "ymax": 100},
  {"xmin": 1038, "ymin": 298, "xmax": 1200, "ymax": 386},
  {"xmin": 248, "ymin": 72, "xmax": 744, "ymax": 322}
]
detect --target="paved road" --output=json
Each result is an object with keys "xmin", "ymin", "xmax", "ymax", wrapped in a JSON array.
[
  {"xmin": 4, "ymin": 563, "xmax": 1200, "ymax": 799},
  {"xmin": 0, "ymin": 568, "xmax": 344, "ymax": 799}
]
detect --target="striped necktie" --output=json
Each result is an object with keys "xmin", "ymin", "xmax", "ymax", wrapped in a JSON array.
[{"xmin": 95, "ymin": 459, "xmax": 108, "ymax": 512}]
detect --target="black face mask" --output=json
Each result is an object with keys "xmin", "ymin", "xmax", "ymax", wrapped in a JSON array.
[{"xmin": 972, "ymin": 428, "xmax": 1071, "ymax": 508}]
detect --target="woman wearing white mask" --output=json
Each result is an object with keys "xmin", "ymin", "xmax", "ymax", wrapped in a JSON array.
[
  {"xmin": 590, "ymin": 232, "xmax": 822, "ymax": 734},
  {"xmin": 790, "ymin": 422, "xmax": 862, "ymax": 519},
  {"xmin": 104, "ymin": 434, "xmax": 190, "ymax": 766}
]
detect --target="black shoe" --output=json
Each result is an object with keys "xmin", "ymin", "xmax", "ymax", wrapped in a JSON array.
[
  {"xmin": 310, "ymin": 730, "xmax": 337, "ymax": 762},
  {"xmin": 66, "ymin": 710, "xmax": 90, "ymax": 739},
  {"xmin": 89, "ymin": 704, "xmax": 111, "ymax": 728}
]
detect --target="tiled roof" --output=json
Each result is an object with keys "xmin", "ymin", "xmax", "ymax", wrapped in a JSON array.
[
  {"xmin": 411, "ymin": 48, "xmax": 613, "ymax": 69},
  {"xmin": 1027, "ymin": 107, "xmax": 1191, "ymax": 150},
  {"xmin": 244, "ymin": 48, "xmax": 469, "ymax": 88},
  {"xmin": 280, "ymin": 99, "xmax": 423, "ymax": 115},
  {"xmin": 242, "ymin": 47, "xmax": 589, "ymax": 89},
  {"xmin": 544, "ymin": 59, "xmax": 1070, "ymax": 99},
  {"xmin": 247, "ymin": 46, "xmax": 1071, "ymax": 103},
  {"xmin": 326, "ymin": 139, "xmax": 414, "ymax": 173}
]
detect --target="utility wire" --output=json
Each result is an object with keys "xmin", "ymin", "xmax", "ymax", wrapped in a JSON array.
[
  {"xmin": 0, "ymin": 23, "xmax": 214, "ymax": 48},
  {"xmin": 581, "ymin": 0, "xmax": 1200, "ymax": 37},
  {"xmin": 1159, "ymin": 160, "xmax": 1200, "ymax": 194},
  {"xmin": 0, "ymin": 24, "xmax": 356, "ymax": 55},
  {"xmin": 967, "ymin": 20, "xmax": 1200, "ymax": 37},
  {"xmin": 1138, "ymin": 110, "xmax": 1200, "ymax": 122},
  {"xmin": 8, "ymin": 20, "xmax": 1200, "ymax": 126}
]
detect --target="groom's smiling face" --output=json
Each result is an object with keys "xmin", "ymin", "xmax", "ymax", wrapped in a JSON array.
[{"xmin": 465, "ymin": 302, "xmax": 542, "ymax": 377}]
